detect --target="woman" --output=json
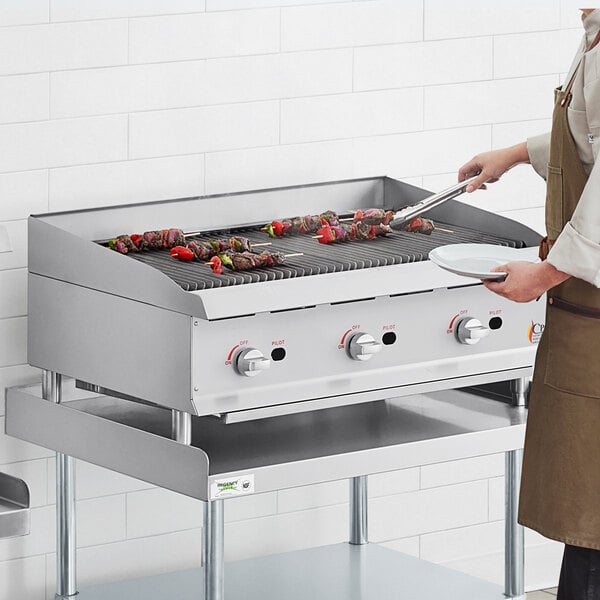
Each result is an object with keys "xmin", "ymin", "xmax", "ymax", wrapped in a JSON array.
[{"xmin": 458, "ymin": 8, "xmax": 600, "ymax": 599}]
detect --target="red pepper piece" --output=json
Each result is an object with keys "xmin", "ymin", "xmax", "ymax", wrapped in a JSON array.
[
  {"xmin": 130, "ymin": 234, "xmax": 143, "ymax": 249},
  {"xmin": 272, "ymin": 221, "xmax": 284, "ymax": 236},
  {"xmin": 353, "ymin": 209, "xmax": 364, "ymax": 224},
  {"xmin": 208, "ymin": 256, "xmax": 223, "ymax": 274},
  {"xmin": 170, "ymin": 246, "xmax": 194, "ymax": 261},
  {"xmin": 316, "ymin": 224, "xmax": 335, "ymax": 244}
]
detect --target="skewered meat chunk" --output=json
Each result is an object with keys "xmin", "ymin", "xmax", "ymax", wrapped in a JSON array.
[
  {"xmin": 354, "ymin": 222, "xmax": 373, "ymax": 240},
  {"xmin": 226, "ymin": 251, "xmax": 256, "ymax": 271},
  {"xmin": 166, "ymin": 228, "xmax": 185, "ymax": 247},
  {"xmin": 402, "ymin": 217, "xmax": 435, "ymax": 235},
  {"xmin": 187, "ymin": 240, "xmax": 214, "ymax": 260},
  {"xmin": 353, "ymin": 208, "xmax": 395, "ymax": 226},
  {"xmin": 320, "ymin": 210, "xmax": 339, "ymax": 226},
  {"xmin": 208, "ymin": 239, "xmax": 229, "ymax": 253},
  {"xmin": 108, "ymin": 234, "xmax": 138, "ymax": 254},
  {"xmin": 257, "ymin": 249, "xmax": 286, "ymax": 266},
  {"xmin": 229, "ymin": 236, "xmax": 252, "ymax": 252},
  {"xmin": 141, "ymin": 230, "xmax": 163, "ymax": 250}
]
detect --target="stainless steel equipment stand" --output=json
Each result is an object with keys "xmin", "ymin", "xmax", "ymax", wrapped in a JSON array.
[
  {"xmin": 8, "ymin": 379, "xmax": 532, "ymax": 600},
  {"xmin": 504, "ymin": 378, "xmax": 528, "ymax": 600},
  {"xmin": 350, "ymin": 476, "xmax": 368, "ymax": 545},
  {"xmin": 44, "ymin": 371, "xmax": 78, "ymax": 599}
]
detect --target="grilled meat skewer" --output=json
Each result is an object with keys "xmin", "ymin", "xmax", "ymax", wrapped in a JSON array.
[
  {"xmin": 262, "ymin": 211, "xmax": 339, "ymax": 237},
  {"xmin": 186, "ymin": 237, "xmax": 258, "ymax": 260},
  {"xmin": 314, "ymin": 222, "xmax": 392, "ymax": 244},
  {"xmin": 109, "ymin": 230, "xmax": 268, "ymax": 256},
  {"xmin": 206, "ymin": 250, "xmax": 302, "ymax": 274},
  {"xmin": 108, "ymin": 228, "xmax": 185, "ymax": 254}
]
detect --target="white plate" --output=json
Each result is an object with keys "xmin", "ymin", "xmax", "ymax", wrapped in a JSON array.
[{"xmin": 428, "ymin": 244, "xmax": 539, "ymax": 280}]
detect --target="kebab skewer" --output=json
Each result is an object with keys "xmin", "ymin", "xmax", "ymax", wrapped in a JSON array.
[
  {"xmin": 262, "ymin": 210, "xmax": 339, "ymax": 237},
  {"xmin": 107, "ymin": 228, "xmax": 187, "ymax": 254},
  {"xmin": 314, "ymin": 222, "xmax": 393, "ymax": 244},
  {"xmin": 206, "ymin": 250, "xmax": 303, "ymax": 275},
  {"xmin": 108, "ymin": 229, "xmax": 269, "ymax": 255},
  {"xmin": 169, "ymin": 238, "xmax": 272, "ymax": 263},
  {"xmin": 341, "ymin": 210, "xmax": 453, "ymax": 235}
]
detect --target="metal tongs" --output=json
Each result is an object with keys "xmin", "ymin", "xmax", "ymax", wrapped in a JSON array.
[{"xmin": 389, "ymin": 176, "xmax": 478, "ymax": 230}]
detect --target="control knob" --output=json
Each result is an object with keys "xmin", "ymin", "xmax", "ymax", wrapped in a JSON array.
[
  {"xmin": 347, "ymin": 332, "xmax": 383, "ymax": 361},
  {"xmin": 234, "ymin": 348, "xmax": 270, "ymax": 377},
  {"xmin": 455, "ymin": 317, "xmax": 491, "ymax": 345}
]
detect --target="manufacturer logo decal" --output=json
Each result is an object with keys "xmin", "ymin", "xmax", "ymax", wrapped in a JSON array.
[
  {"xmin": 211, "ymin": 474, "xmax": 255, "ymax": 499},
  {"xmin": 527, "ymin": 321, "xmax": 544, "ymax": 344}
]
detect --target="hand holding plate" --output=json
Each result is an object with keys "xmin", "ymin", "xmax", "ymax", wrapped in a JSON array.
[{"xmin": 482, "ymin": 261, "xmax": 570, "ymax": 303}]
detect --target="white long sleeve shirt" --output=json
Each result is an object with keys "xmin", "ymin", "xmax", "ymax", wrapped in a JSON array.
[{"xmin": 527, "ymin": 9, "xmax": 600, "ymax": 287}]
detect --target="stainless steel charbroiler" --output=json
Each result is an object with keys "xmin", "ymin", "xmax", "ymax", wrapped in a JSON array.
[{"xmin": 27, "ymin": 176, "xmax": 544, "ymax": 422}]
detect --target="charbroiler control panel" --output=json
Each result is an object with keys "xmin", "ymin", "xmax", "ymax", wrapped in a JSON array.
[{"xmin": 191, "ymin": 284, "xmax": 545, "ymax": 415}]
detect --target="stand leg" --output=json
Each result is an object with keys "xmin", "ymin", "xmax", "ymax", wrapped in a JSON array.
[
  {"xmin": 349, "ymin": 475, "xmax": 368, "ymax": 545},
  {"xmin": 511, "ymin": 378, "xmax": 528, "ymax": 408},
  {"xmin": 204, "ymin": 500, "xmax": 224, "ymax": 600},
  {"xmin": 45, "ymin": 372, "xmax": 78, "ymax": 598},
  {"xmin": 172, "ymin": 410, "xmax": 192, "ymax": 445},
  {"xmin": 505, "ymin": 376, "xmax": 527, "ymax": 600}
]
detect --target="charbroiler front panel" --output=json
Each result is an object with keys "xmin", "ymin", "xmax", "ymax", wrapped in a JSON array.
[
  {"xmin": 27, "ymin": 176, "xmax": 545, "ymax": 416},
  {"xmin": 191, "ymin": 285, "xmax": 542, "ymax": 415}
]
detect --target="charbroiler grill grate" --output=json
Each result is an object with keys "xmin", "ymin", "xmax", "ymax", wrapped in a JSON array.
[{"xmin": 112, "ymin": 221, "xmax": 526, "ymax": 291}]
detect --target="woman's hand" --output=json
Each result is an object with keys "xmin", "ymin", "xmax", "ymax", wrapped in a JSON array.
[
  {"xmin": 482, "ymin": 261, "xmax": 571, "ymax": 303},
  {"xmin": 458, "ymin": 143, "xmax": 530, "ymax": 192}
]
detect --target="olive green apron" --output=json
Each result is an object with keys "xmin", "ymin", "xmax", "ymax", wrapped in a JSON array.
[{"xmin": 518, "ymin": 32, "xmax": 600, "ymax": 549}]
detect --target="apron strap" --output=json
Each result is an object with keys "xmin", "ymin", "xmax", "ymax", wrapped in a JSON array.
[{"xmin": 561, "ymin": 29, "xmax": 600, "ymax": 106}]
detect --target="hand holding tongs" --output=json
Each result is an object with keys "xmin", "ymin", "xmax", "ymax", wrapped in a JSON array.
[{"xmin": 389, "ymin": 176, "xmax": 478, "ymax": 230}]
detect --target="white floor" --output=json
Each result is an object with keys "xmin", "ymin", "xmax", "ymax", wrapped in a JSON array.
[{"xmin": 528, "ymin": 590, "xmax": 558, "ymax": 598}]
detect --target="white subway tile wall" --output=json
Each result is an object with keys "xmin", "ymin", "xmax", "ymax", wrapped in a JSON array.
[{"xmin": 0, "ymin": 1, "xmax": 576, "ymax": 597}]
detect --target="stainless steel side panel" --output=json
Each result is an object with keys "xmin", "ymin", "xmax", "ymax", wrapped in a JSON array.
[
  {"xmin": 28, "ymin": 275, "xmax": 195, "ymax": 413},
  {"xmin": 28, "ymin": 217, "xmax": 204, "ymax": 317},
  {"xmin": 6, "ymin": 387, "xmax": 210, "ymax": 500}
]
